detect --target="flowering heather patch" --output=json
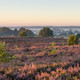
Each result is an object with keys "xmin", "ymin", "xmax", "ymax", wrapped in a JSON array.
[
  {"xmin": 0, "ymin": 62, "xmax": 80, "ymax": 80},
  {"xmin": 0, "ymin": 37, "xmax": 80, "ymax": 80}
]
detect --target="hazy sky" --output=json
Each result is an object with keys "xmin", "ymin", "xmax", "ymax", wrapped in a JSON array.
[{"xmin": 0, "ymin": 0, "xmax": 80, "ymax": 26}]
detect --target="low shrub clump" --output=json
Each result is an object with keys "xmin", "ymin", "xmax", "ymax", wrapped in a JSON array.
[
  {"xmin": 67, "ymin": 35, "xmax": 79, "ymax": 45},
  {"xmin": 50, "ymin": 42, "xmax": 56, "ymax": 48},
  {"xmin": 12, "ymin": 54, "xmax": 18, "ymax": 59},
  {"xmin": 48, "ymin": 49, "xmax": 59, "ymax": 55}
]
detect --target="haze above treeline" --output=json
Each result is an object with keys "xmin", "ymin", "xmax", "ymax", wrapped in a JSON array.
[{"xmin": 0, "ymin": 26, "xmax": 80, "ymax": 28}]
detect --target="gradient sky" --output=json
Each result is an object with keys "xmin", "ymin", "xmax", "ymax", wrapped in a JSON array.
[{"xmin": 0, "ymin": 0, "xmax": 80, "ymax": 26}]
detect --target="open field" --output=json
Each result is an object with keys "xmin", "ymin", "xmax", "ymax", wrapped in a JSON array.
[{"xmin": 0, "ymin": 37, "xmax": 80, "ymax": 80}]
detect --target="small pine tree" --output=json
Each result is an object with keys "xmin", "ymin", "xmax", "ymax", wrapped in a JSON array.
[
  {"xmin": 67, "ymin": 35, "xmax": 79, "ymax": 45},
  {"xmin": 0, "ymin": 42, "xmax": 10, "ymax": 62}
]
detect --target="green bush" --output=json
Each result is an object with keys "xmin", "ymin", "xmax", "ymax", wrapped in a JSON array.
[
  {"xmin": 12, "ymin": 54, "xmax": 18, "ymax": 59},
  {"xmin": 67, "ymin": 35, "xmax": 79, "ymax": 45},
  {"xmin": 18, "ymin": 31, "xmax": 27, "ymax": 36},
  {"xmin": 48, "ymin": 49, "xmax": 59, "ymax": 55},
  {"xmin": 49, "ymin": 42, "xmax": 56, "ymax": 48},
  {"xmin": 51, "ymin": 42, "xmax": 56, "ymax": 47},
  {"xmin": 0, "ymin": 41, "xmax": 10, "ymax": 62},
  {"xmin": 30, "ymin": 57, "xmax": 34, "ymax": 61},
  {"xmin": 15, "ymin": 45, "xmax": 19, "ymax": 50},
  {"xmin": 38, "ymin": 27, "xmax": 53, "ymax": 37}
]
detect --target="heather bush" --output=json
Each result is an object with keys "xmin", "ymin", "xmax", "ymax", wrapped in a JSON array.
[
  {"xmin": 0, "ymin": 41, "xmax": 10, "ymax": 62},
  {"xmin": 67, "ymin": 35, "xmax": 79, "ymax": 45},
  {"xmin": 18, "ymin": 31, "xmax": 27, "ymax": 36}
]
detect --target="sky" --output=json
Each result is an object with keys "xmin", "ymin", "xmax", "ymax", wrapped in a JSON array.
[{"xmin": 0, "ymin": 0, "xmax": 80, "ymax": 26}]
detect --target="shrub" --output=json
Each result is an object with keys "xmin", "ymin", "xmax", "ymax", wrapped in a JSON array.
[
  {"xmin": 48, "ymin": 49, "xmax": 59, "ymax": 55},
  {"xmin": 51, "ymin": 42, "xmax": 56, "ymax": 47},
  {"xmin": 67, "ymin": 35, "xmax": 79, "ymax": 45},
  {"xmin": 30, "ymin": 57, "xmax": 34, "ymax": 61},
  {"xmin": 18, "ymin": 31, "xmax": 27, "ymax": 36},
  {"xmin": 0, "ymin": 41, "xmax": 10, "ymax": 62},
  {"xmin": 15, "ymin": 45, "xmax": 19, "ymax": 50},
  {"xmin": 12, "ymin": 54, "xmax": 18, "ymax": 59},
  {"xmin": 38, "ymin": 27, "xmax": 53, "ymax": 37},
  {"xmin": 49, "ymin": 42, "xmax": 56, "ymax": 48}
]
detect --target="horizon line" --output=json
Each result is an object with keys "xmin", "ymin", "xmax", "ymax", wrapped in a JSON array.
[{"xmin": 0, "ymin": 25, "xmax": 80, "ymax": 27}]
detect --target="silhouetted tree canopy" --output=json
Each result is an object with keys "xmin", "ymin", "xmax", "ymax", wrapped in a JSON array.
[
  {"xmin": 0, "ymin": 27, "xmax": 18, "ymax": 36},
  {"xmin": 18, "ymin": 31, "xmax": 27, "ymax": 36},
  {"xmin": 19, "ymin": 28, "xmax": 34, "ymax": 37},
  {"xmin": 76, "ymin": 34, "xmax": 80, "ymax": 38},
  {"xmin": 38, "ymin": 27, "xmax": 53, "ymax": 37}
]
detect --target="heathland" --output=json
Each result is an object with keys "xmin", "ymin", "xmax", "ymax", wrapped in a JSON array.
[{"xmin": 0, "ymin": 37, "xmax": 80, "ymax": 80}]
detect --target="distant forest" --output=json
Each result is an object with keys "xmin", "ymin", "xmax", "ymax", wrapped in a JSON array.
[{"xmin": 0, "ymin": 27, "xmax": 80, "ymax": 38}]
